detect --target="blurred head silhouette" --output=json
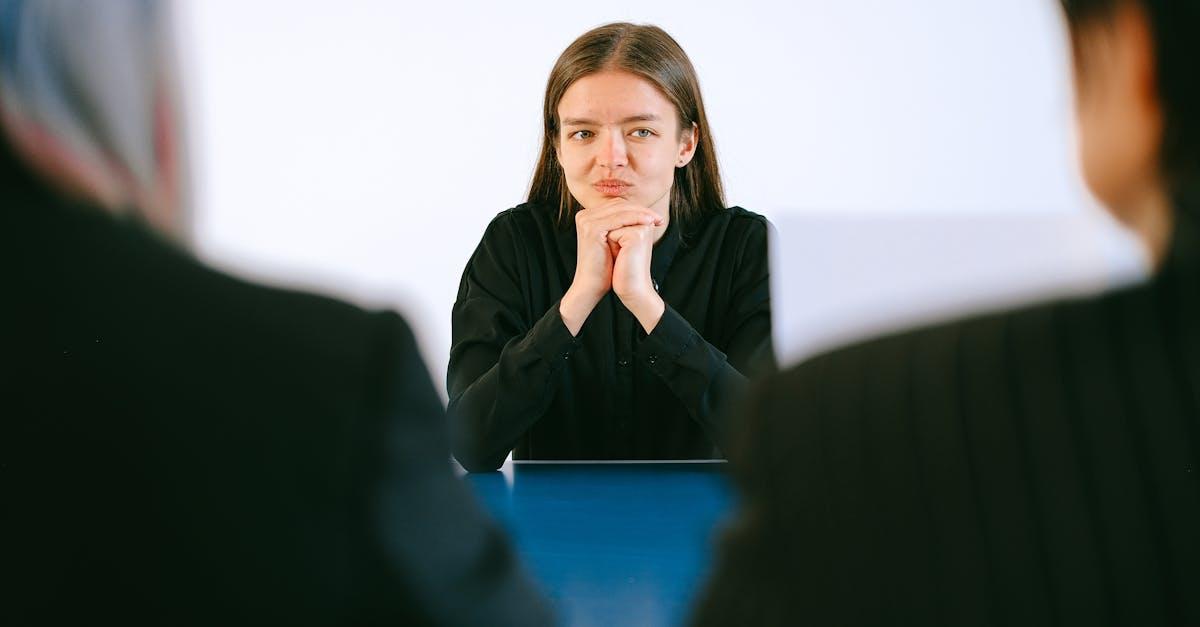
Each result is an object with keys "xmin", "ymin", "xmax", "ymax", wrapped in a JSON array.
[
  {"xmin": 0, "ymin": 0, "xmax": 187, "ymax": 239},
  {"xmin": 1062, "ymin": 0, "xmax": 1200, "ymax": 262}
]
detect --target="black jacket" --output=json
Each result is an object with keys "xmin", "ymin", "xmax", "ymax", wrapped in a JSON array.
[
  {"xmin": 0, "ymin": 138, "xmax": 554, "ymax": 626},
  {"xmin": 693, "ymin": 204, "xmax": 1200, "ymax": 626},
  {"xmin": 447, "ymin": 202, "xmax": 775, "ymax": 471}
]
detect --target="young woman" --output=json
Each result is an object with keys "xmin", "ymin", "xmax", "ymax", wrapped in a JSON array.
[{"xmin": 448, "ymin": 23, "xmax": 774, "ymax": 471}]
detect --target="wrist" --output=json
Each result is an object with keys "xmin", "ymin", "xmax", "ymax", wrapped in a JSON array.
[
  {"xmin": 624, "ymin": 292, "xmax": 665, "ymax": 334},
  {"xmin": 560, "ymin": 284, "xmax": 603, "ymax": 336},
  {"xmin": 613, "ymin": 278, "xmax": 655, "ymax": 305}
]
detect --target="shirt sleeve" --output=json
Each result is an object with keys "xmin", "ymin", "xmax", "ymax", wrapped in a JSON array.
[
  {"xmin": 355, "ymin": 312, "xmax": 556, "ymax": 626},
  {"xmin": 446, "ymin": 215, "xmax": 581, "ymax": 472},
  {"xmin": 636, "ymin": 217, "xmax": 775, "ymax": 452}
]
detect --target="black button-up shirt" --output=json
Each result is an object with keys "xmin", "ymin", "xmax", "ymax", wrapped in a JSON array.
[{"xmin": 447, "ymin": 202, "xmax": 775, "ymax": 470}]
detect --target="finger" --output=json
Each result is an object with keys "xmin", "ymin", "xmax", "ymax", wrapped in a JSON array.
[
  {"xmin": 607, "ymin": 224, "xmax": 653, "ymax": 245},
  {"xmin": 585, "ymin": 198, "xmax": 662, "ymax": 223},
  {"xmin": 575, "ymin": 196, "xmax": 630, "ymax": 218},
  {"xmin": 581, "ymin": 202, "xmax": 654, "ymax": 221},
  {"xmin": 589, "ymin": 210, "xmax": 661, "ymax": 233}
]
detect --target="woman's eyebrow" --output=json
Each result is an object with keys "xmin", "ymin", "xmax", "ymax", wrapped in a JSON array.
[{"xmin": 561, "ymin": 114, "xmax": 662, "ymax": 126}]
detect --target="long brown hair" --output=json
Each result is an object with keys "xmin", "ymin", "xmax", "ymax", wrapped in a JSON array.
[{"xmin": 527, "ymin": 22, "xmax": 726, "ymax": 227}]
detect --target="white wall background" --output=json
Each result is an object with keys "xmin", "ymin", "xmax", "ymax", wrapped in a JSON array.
[{"xmin": 175, "ymin": 0, "xmax": 1146, "ymax": 389}]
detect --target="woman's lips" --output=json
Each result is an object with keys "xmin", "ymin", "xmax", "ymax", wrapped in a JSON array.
[{"xmin": 593, "ymin": 180, "xmax": 632, "ymax": 196}]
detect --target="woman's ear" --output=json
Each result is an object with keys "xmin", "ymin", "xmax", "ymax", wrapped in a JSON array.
[{"xmin": 677, "ymin": 122, "xmax": 699, "ymax": 168}]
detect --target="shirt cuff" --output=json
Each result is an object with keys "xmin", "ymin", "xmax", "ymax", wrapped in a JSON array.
[
  {"xmin": 638, "ymin": 304, "xmax": 702, "ymax": 376},
  {"xmin": 529, "ymin": 299, "xmax": 581, "ymax": 374}
]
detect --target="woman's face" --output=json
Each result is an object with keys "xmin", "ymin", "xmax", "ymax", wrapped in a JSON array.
[{"xmin": 555, "ymin": 70, "xmax": 697, "ymax": 217}]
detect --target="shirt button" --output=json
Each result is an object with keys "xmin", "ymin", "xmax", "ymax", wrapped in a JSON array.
[
  {"xmin": 652, "ymin": 279, "xmax": 660, "ymax": 293},
  {"xmin": 617, "ymin": 358, "xmax": 629, "ymax": 367},
  {"xmin": 562, "ymin": 352, "xmax": 570, "ymax": 360},
  {"xmin": 648, "ymin": 354, "xmax": 658, "ymax": 365}
]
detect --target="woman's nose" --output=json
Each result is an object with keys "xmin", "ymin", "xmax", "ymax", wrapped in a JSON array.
[{"xmin": 596, "ymin": 131, "xmax": 628, "ymax": 169}]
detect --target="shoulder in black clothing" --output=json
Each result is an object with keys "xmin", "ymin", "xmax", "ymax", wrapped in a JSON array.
[
  {"xmin": 2, "ymin": 145, "xmax": 554, "ymax": 626},
  {"xmin": 693, "ymin": 235, "xmax": 1200, "ymax": 625}
]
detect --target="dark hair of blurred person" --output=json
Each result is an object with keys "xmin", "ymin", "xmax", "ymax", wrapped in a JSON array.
[
  {"xmin": 692, "ymin": 1, "xmax": 1199, "ymax": 625},
  {"xmin": 0, "ymin": 1, "xmax": 553, "ymax": 624}
]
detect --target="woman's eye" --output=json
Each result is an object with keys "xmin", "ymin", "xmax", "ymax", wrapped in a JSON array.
[
  {"xmin": 570, "ymin": 130, "xmax": 594, "ymax": 140},
  {"xmin": 632, "ymin": 129, "xmax": 653, "ymax": 138}
]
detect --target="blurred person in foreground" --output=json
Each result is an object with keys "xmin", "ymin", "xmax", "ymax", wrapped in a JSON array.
[
  {"xmin": 693, "ymin": 0, "xmax": 1199, "ymax": 625},
  {"xmin": 0, "ymin": 1, "xmax": 553, "ymax": 624}
]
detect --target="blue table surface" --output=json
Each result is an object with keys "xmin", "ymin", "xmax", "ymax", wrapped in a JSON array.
[{"xmin": 465, "ymin": 461, "xmax": 734, "ymax": 627}]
